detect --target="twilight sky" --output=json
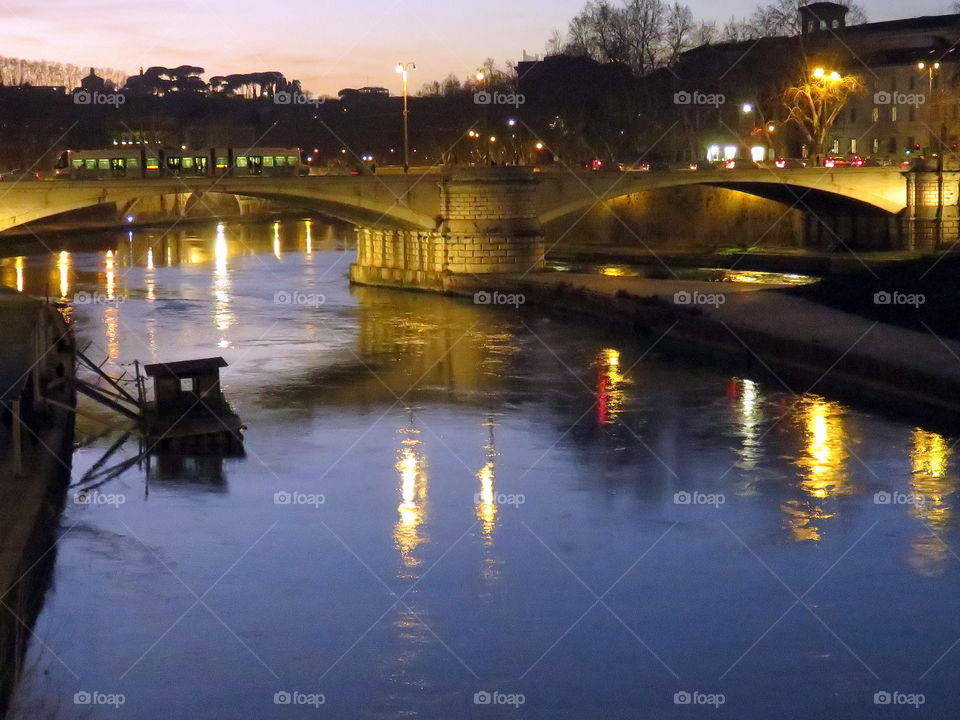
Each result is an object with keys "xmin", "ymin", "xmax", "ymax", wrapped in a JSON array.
[{"xmin": 3, "ymin": 0, "xmax": 952, "ymax": 95}]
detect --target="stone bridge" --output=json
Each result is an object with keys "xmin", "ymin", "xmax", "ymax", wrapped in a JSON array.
[{"xmin": 0, "ymin": 162, "xmax": 952, "ymax": 290}]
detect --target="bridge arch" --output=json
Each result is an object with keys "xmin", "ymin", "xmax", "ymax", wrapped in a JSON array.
[
  {"xmin": 0, "ymin": 176, "xmax": 441, "ymax": 234},
  {"xmin": 535, "ymin": 167, "xmax": 907, "ymax": 225}
]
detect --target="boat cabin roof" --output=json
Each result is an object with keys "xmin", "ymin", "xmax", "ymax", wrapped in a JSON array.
[{"xmin": 143, "ymin": 357, "xmax": 227, "ymax": 379}]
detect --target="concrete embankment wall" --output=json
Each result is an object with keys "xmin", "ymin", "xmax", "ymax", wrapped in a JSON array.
[
  {"xmin": 442, "ymin": 275, "xmax": 960, "ymax": 430},
  {"xmin": 0, "ymin": 292, "xmax": 75, "ymax": 715}
]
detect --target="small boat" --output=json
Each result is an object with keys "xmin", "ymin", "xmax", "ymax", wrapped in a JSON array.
[{"xmin": 140, "ymin": 357, "xmax": 244, "ymax": 453}]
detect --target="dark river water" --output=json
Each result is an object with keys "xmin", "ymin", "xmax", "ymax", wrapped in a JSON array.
[{"xmin": 2, "ymin": 219, "xmax": 960, "ymax": 718}]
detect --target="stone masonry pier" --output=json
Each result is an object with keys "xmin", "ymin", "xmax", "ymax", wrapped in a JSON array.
[{"xmin": 350, "ymin": 167, "xmax": 545, "ymax": 290}]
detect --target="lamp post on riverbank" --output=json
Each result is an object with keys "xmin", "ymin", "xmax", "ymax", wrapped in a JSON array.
[{"xmin": 396, "ymin": 62, "xmax": 415, "ymax": 172}]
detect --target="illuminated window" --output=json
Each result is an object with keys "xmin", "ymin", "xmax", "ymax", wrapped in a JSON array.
[
  {"xmin": 146, "ymin": 157, "xmax": 159, "ymax": 169},
  {"xmin": 98, "ymin": 159, "xmax": 110, "ymax": 170},
  {"xmin": 182, "ymin": 157, "xmax": 194, "ymax": 169},
  {"xmin": 750, "ymin": 146, "xmax": 766, "ymax": 162},
  {"xmin": 831, "ymin": 139, "xmax": 839, "ymax": 153},
  {"xmin": 287, "ymin": 155, "xmax": 297, "ymax": 165},
  {"xmin": 872, "ymin": 107, "xmax": 879, "ymax": 122},
  {"xmin": 235, "ymin": 156, "xmax": 248, "ymax": 167},
  {"xmin": 216, "ymin": 157, "xmax": 228, "ymax": 168},
  {"xmin": 127, "ymin": 158, "xmax": 139, "ymax": 168},
  {"xmin": 872, "ymin": 137, "xmax": 879, "ymax": 153},
  {"xmin": 723, "ymin": 145, "xmax": 737, "ymax": 160},
  {"xmin": 274, "ymin": 156, "xmax": 286, "ymax": 166},
  {"xmin": 85, "ymin": 159, "xmax": 97, "ymax": 170},
  {"xmin": 263, "ymin": 156, "xmax": 275, "ymax": 167},
  {"xmin": 72, "ymin": 159, "xmax": 84, "ymax": 169},
  {"xmin": 891, "ymin": 107, "xmax": 898, "ymax": 121},
  {"xmin": 850, "ymin": 139, "xmax": 857, "ymax": 153},
  {"xmin": 706, "ymin": 144, "xmax": 721, "ymax": 161}
]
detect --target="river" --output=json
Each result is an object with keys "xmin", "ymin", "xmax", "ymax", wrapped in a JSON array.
[{"xmin": 2, "ymin": 218, "xmax": 959, "ymax": 718}]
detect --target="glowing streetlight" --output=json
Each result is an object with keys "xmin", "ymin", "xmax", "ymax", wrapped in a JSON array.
[
  {"xmin": 742, "ymin": 103, "xmax": 753, "ymax": 113},
  {"xmin": 396, "ymin": 61, "xmax": 416, "ymax": 172},
  {"xmin": 918, "ymin": 60, "xmax": 941, "ymax": 96}
]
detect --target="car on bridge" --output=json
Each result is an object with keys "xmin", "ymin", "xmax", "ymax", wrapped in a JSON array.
[{"xmin": 774, "ymin": 158, "xmax": 807, "ymax": 169}]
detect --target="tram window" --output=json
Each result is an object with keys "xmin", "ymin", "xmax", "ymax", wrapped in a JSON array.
[
  {"xmin": 275, "ymin": 156, "xmax": 286, "ymax": 166},
  {"xmin": 98, "ymin": 159, "xmax": 110, "ymax": 170},
  {"xmin": 216, "ymin": 157, "xmax": 228, "ymax": 168},
  {"xmin": 263, "ymin": 156, "xmax": 274, "ymax": 167},
  {"xmin": 146, "ymin": 157, "xmax": 159, "ymax": 169},
  {"xmin": 182, "ymin": 157, "xmax": 194, "ymax": 169},
  {"xmin": 127, "ymin": 158, "xmax": 139, "ymax": 168},
  {"xmin": 85, "ymin": 159, "xmax": 97, "ymax": 170},
  {"xmin": 287, "ymin": 155, "xmax": 297, "ymax": 165},
  {"xmin": 72, "ymin": 159, "xmax": 84, "ymax": 169},
  {"xmin": 235, "ymin": 157, "xmax": 248, "ymax": 168}
]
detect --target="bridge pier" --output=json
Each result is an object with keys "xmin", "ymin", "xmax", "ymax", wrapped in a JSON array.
[
  {"xmin": 903, "ymin": 157, "xmax": 960, "ymax": 251},
  {"xmin": 350, "ymin": 167, "xmax": 544, "ymax": 291}
]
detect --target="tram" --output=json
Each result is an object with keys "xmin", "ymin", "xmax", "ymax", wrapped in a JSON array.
[{"xmin": 54, "ymin": 147, "xmax": 306, "ymax": 179}]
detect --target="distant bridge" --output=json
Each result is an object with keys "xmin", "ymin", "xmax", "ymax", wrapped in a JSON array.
[{"xmin": 0, "ymin": 166, "xmax": 909, "ymax": 235}]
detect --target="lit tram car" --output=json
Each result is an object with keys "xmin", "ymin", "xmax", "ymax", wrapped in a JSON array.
[{"xmin": 54, "ymin": 147, "xmax": 306, "ymax": 179}]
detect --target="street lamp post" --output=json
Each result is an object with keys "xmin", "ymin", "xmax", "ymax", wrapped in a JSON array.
[
  {"xmin": 396, "ymin": 62, "xmax": 415, "ymax": 172},
  {"xmin": 476, "ymin": 70, "xmax": 489, "ymax": 163},
  {"xmin": 918, "ymin": 61, "xmax": 941, "ymax": 153}
]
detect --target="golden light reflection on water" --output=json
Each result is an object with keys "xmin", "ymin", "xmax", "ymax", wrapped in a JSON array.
[
  {"xmin": 783, "ymin": 396, "xmax": 848, "ymax": 542},
  {"xmin": 599, "ymin": 265, "xmax": 629, "ymax": 277},
  {"xmin": 273, "ymin": 222, "xmax": 282, "ymax": 259},
  {"xmin": 104, "ymin": 250, "xmax": 116, "ymax": 300},
  {"xmin": 305, "ymin": 220, "xmax": 312, "ymax": 256},
  {"xmin": 58, "ymin": 251, "xmax": 70, "ymax": 299},
  {"xmin": 14, "ymin": 257, "xmax": 24, "ymax": 293},
  {"xmin": 596, "ymin": 348, "xmax": 628, "ymax": 425},
  {"xmin": 734, "ymin": 378, "xmax": 761, "ymax": 472},
  {"xmin": 476, "ymin": 419, "xmax": 500, "ymax": 544},
  {"xmin": 102, "ymin": 250, "xmax": 120, "ymax": 360},
  {"xmin": 394, "ymin": 420, "xmax": 428, "ymax": 574},
  {"xmin": 908, "ymin": 429, "xmax": 955, "ymax": 576},
  {"xmin": 212, "ymin": 224, "xmax": 233, "ymax": 348}
]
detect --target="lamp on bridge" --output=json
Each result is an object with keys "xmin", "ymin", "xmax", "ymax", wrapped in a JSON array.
[{"xmin": 396, "ymin": 61, "xmax": 416, "ymax": 173}]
